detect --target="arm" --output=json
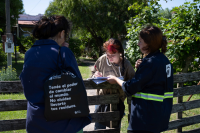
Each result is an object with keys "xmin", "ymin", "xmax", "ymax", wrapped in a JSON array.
[
  {"xmin": 108, "ymin": 59, "xmax": 156, "ymax": 96},
  {"xmin": 107, "ymin": 75, "xmax": 124, "ymax": 87},
  {"xmin": 91, "ymin": 59, "xmax": 102, "ymax": 78}
]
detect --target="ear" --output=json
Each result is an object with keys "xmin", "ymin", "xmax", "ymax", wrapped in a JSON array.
[{"xmin": 60, "ymin": 30, "xmax": 65, "ymax": 39}]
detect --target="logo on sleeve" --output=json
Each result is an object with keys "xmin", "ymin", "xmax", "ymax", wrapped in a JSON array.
[{"xmin": 166, "ymin": 64, "xmax": 171, "ymax": 78}]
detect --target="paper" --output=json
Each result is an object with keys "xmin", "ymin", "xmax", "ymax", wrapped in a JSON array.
[
  {"xmin": 87, "ymin": 77, "xmax": 108, "ymax": 80},
  {"xmin": 87, "ymin": 76, "xmax": 124, "ymax": 85}
]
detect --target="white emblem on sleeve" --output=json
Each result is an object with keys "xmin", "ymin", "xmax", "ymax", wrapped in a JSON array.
[{"xmin": 166, "ymin": 64, "xmax": 171, "ymax": 78}]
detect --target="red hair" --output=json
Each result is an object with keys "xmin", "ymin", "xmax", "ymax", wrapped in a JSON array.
[{"xmin": 103, "ymin": 39, "xmax": 120, "ymax": 54}]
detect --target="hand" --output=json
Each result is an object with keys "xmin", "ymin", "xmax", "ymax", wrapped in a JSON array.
[
  {"xmin": 135, "ymin": 59, "xmax": 142, "ymax": 69},
  {"xmin": 107, "ymin": 75, "xmax": 117, "ymax": 84},
  {"xmin": 61, "ymin": 42, "xmax": 69, "ymax": 47},
  {"xmin": 94, "ymin": 71, "xmax": 103, "ymax": 77}
]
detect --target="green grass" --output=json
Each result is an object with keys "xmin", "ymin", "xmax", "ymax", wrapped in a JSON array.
[
  {"xmin": 78, "ymin": 63, "xmax": 91, "ymax": 80},
  {"xmin": 0, "ymin": 93, "xmax": 26, "ymax": 133}
]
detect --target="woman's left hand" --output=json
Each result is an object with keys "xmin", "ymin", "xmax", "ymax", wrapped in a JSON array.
[{"xmin": 107, "ymin": 75, "xmax": 117, "ymax": 84}]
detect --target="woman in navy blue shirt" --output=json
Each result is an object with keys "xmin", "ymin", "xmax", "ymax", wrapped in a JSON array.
[
  {"xmin": 20, "ymin": 16, "xmax": 91, "ymax": 133},
  {"xmin": 107, "ymin": 26, "xmax": 174, "ymax": 133}
]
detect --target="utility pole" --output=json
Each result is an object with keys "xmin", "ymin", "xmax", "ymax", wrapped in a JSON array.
[{"xmin": 5, "ymin": 0, "xmax": 12, "ymax": 67}]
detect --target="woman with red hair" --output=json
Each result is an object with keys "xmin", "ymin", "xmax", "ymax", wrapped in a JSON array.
[{"xmin": 91, "ymin": 38, "xmax": 135, "ymax": 130}]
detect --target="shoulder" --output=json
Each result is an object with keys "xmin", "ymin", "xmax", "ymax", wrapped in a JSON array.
[
  {"xmin": 123, "ymin": 58, "xmax": 133, "ymax": 68},
  {"xmin": 141, "ymin": 53, "xmax": 165, "ymax": 70},
  {"xmin": 96, "ymin": 54, "xmax": 107, "ymax": 63},
  {"xmin": 61, "ymin": 47, "xmax": 75, "ymax": 57}
]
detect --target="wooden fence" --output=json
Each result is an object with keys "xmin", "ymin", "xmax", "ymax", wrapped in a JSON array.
[
  {"xmin": 0, "ymin": 71, "xmax": 200, "ymax": 133},
  {"xmin": 127, "ymin": 71, "xmax": 200, "ymax": 133}
]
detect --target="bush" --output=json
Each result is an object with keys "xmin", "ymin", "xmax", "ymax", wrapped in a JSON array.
[
  {"xmin": 0, "ymin": 66, "xmax": 18, "ymax": 81},
  {"xmin": 69, "ymin": 38, "xmax": 84, "ymax": 60},
  {"xmin": 0, "ymin": 43, "xmax": 7, "ymax": 66},
  {"xmin": 17, "ymin": 35, "xmax": 36, "ymax": 53}
]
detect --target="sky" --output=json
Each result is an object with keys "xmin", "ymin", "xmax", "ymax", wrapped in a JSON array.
[{"xmin": 22, "ymin": 0, "xmax": 194, "ymax": 16}]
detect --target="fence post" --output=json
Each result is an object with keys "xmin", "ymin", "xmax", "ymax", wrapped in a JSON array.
[
  {"xmin": 110, "ymin": 90, "xmax": 119, "ymax": 128},
  {"xmin": 177, "ymin": 82, "xmax": 183, "ymax": 133}
]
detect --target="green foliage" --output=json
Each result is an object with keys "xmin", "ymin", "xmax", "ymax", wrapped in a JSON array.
[
  {"xmin": 68, "ymin": 38, "xmax": 84, "ymax": 59},
  {"xmin": 0, "ymin": 66, "xmax": 17, "ymax": 81},
  {"xmin": 125, "ymin": 2, "xmax": 161, "ymax": 64},
  {"xmin": 45, "ymin": 0, "xmax": 139, "ymax": 56},
  {"xmin": 0, "ymin": 43, "xmax": 6, "ymax": 65},
  {"xmin": 17, "ymin": 36, "xmax": 36, "ymax": 52},
  {"xmin": 0, "ymin": 0, "xmax": 24, "ymax": 32},
  {"xmin": 158, "ymin": 8, "xmax": 172, "ymax": 19},
  {"xmin": 163, "ymin": 1, "xmax": 200, "ymax": 73},
  {"xmin": 126, "ymin": 1, "xmax": 200, "ymax": 74}
]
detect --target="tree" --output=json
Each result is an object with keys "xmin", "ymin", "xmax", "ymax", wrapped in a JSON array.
[
  {"xmin": 0, "ymin": 0, "xmax": 24, "ymax": 33},
  {"xmin": 164, "ymin": 1, "xmax": 200, "ymax": 73},
  {"xmin": 158, "ymin": 8, "xmax": 172, "ymax": 19},
  {"xmin": 126, "ymin": 1, "xmax": 200, "ymax": 74},
  {"xmin": 45, "ymin": 0, "xmax": 141, "ymax": 56},
  {"xmin": 125, "ymin": 1, "xmax": 161, "ymax": 64}
]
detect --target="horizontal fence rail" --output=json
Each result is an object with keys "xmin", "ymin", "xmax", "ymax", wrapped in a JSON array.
[
  {"xmin": 0, "ymin": 112, "xmax": 120, "ymax": 132},
  {"xmin": 0, "ymin": 80, "xmax": 121, "ymax": 93},
  {"xmin": 173, "ymin": 71, "xmax": 200, "ymax": 83},
  {"xmin": 0, "ymin": 95, "xmax": 119, "ymax": 112},
  {"xmin": 1, "ymin": 71, "xmax": 200, "ymax": 92},
  {"xmin": 168, "ymin": 114, "xmax": 200, "ymax": 130}
]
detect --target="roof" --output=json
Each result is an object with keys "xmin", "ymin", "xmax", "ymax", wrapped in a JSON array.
[
  {"xmin": 18, "ymin": 21, "xmax": 35, "ymax": 25},
  {"xmin": 18, "ymin": 14, "xmax": 44, "ymax": 21}
]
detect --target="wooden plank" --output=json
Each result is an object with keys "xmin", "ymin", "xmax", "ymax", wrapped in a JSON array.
[
  {"xmin": 0, "ymin": 119, "xmax": 26, "ymax": 131},
  {"xmin": 174, "ymin": 85, "xmax": 200, "ymax": 97},
  {"xmin": 110, "ymin": 89, "xmax": 118, "ymax": 128},
  {"xmin": 182, "ymin": 128, "xmax": 200, "ymax": 133},
  {"xmin": 1, "ymin": 71, "xmax": 200, "ymax": 92},
  {"xmin": 0, "ymin": 100, "xmax": 27, "ymax": 111},
  {"xmin": 0, "ymin": 81, "xmax": 121, "ymax": 93},
  {"xmin": 0, "ymin": 112, "xmax": 120, "ymax": 131},
  {"xmin": 168, "ymin": 114, "xmax": 200, "ymax": 130},
  {"xmin": 88, "ymin": 94, "xmax": 119, "ymax": 105},
  {"xmin": 174, "ymin": 71, "xmax": 200, "ymax": 83},
  {"xmin": 91, "ymin": 111, "xmax": 120, "ymax": 122},
  {"xmin": 0, "ymin": 81, "xmax": 23, "ymax": 93},
  {"xmin": 171, "ymin": 99, "xmax": 200, "ymax": 113},
  {"xmin": 0, "ymin": 95, "xmax": 119, "ymax": 112},
  {"xmin": 84, "ymin": 128, "xmax": 120, "ymax": 133},
  {"xmin": 177, "ymin": 82, "xmax": 183, "ymax": 133}
]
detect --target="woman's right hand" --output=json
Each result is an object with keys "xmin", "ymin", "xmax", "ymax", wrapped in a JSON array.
[
  {"xmin": 135, "ymin": 59, "xmax": 142, "ymax": 69},
  {"xmin": 94, "ymin": 71, "xmax": 103, "ymax": 77}
]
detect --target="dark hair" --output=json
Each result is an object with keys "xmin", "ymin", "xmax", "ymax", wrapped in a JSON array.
[
  {"xmin": 139, "ymin": 25, "xmax": 167, "ymax": 53},
  {"xmin": 103, "ymin": 38, "xmax": 125, "ymax": 75},
  {"xmin": 32, "ymin": 15, "xmax": 71, "ymax": 40}
]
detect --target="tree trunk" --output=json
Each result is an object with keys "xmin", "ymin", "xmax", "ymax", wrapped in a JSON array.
[{"xmin": 182, "ymin": 56, "xmax": 194, "ymax": 73}]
